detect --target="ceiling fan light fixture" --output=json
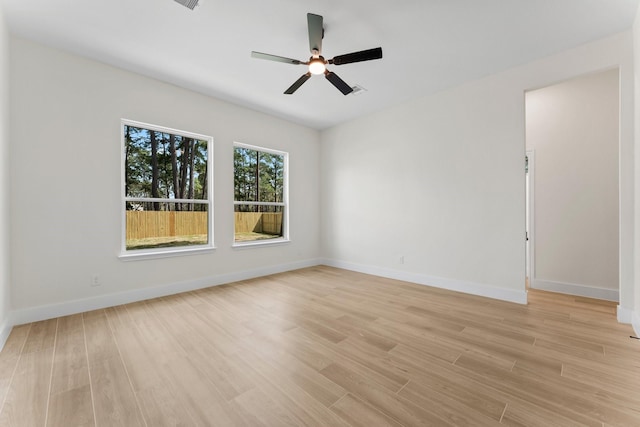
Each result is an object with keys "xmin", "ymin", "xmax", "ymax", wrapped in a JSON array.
[{"xmin": 308, "ymin": 57, "xmax": 326, "ymax": 75}]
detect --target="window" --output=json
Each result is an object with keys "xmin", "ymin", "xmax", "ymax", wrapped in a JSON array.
[
  {"xmin": 122, "ymin": 120, "xmax": 213, "ymax": 257},
  {"xmin": 234, "ymin": 143, "xmax": 288, "ymax": 244}
]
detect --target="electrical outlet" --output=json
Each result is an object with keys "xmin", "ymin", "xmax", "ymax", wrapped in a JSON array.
[
  {"xmin": 399, "ymin": 255, "xmax": 405, "ymax": 265},
  {"xmin": 91, "ymin": 274, "xmax": 101, "ymax": 287}
]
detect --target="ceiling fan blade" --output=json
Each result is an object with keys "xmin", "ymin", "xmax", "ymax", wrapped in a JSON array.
[
  {"xmin": 325, "ymin": 71, "xmax": 353, "ymax": 95},
  {"xmin": 251, "ymin": 51, "xmax": 305, "ymax": 65},
  {"xmin": 330, "ymin": 47, "xmax": 383, "ymax": 65},
  {"xmin": 307, "ymin": 13, "xmax": 323, "ymax": 55},
  {"xmin": 284, "ymin": 73, "xmax": 312, "ymax": 94}
]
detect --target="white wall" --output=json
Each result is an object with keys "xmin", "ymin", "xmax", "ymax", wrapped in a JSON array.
[
  {"xmin": 0, "ymin": 5, "xmax": 11, "ymax": 345},
  {"xmin": 321, "ymin": 32, "xmax": 634, "ymax": 307},
  {"xmin": 9, "ymin": 38, "xmax": 321, "ymax": 322},
  {"xmin": 634, "ymin": 3, "xmax": 640, "ymax": 335},
  {"xmin": 526, "ymin": 70, "xmax": 619, "ymax": 300}
]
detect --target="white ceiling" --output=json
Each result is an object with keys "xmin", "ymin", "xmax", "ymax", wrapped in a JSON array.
[{"xmin": 2, "ymin": 0, "xmax": 638, "ymax": 129}]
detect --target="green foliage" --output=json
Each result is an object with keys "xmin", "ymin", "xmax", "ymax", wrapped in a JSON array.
[
  {"xmin": 125, "ymin": 125, "xmax": 208, "ymax": 211},
  {"xmin": 234, "ymin": 146, "xmax": 284, "ymax": 212}
]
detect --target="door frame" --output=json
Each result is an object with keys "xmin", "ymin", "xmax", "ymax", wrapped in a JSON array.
[{"xmin": 526, "ymin": 149, "xmax": 535, "ymax": 287}]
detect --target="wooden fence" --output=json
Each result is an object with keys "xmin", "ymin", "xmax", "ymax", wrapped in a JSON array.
[
  {"xmin": 126, "ymin": 211, "xmax": 207, "ymax": 239},
  {"xmin": 126, "ymin": 211, "xmax": 283, "ymax": 239},
  {"xmin": 234, "ymin": 212, "xmax": 283, "ymax": 235}
]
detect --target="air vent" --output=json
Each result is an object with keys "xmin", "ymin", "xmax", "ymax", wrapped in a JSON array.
[
  {"xmin": 351, "ymin": 85, "xmax": 368, "ymax": 96},
  {"xmin": 174, "ymin": 0, "xmax": 199, "ymax": 10}
]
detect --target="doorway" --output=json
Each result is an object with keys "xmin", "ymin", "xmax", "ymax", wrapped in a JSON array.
[{"xmin": 524, "ymin": 69, "xmax": 619, "ymax": 301}]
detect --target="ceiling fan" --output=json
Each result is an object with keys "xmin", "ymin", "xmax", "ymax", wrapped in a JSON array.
[{"xmin": 251, "ymin": 13, "xmax": 383, "ymax": 95}]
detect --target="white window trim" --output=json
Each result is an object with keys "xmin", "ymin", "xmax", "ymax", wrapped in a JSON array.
[
  {"xmin": 232, "ymin": 238, "xmax": 291, "ymax": 249},
  {"xmin": 232, "ymin": 142, "xmax": 289, "ymax": 247},
  {"xmin": 119, "ymin": 119, "xmax": 215, "ymax": 260}
]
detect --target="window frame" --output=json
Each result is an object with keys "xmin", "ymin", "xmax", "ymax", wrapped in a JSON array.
[
  {"xmin": 119, "ymin": 119, "xmax": 215, "ymax": 260},
  {"xmin": 232, "ymin": 142, "xmax": 289, "ymax": 247}
]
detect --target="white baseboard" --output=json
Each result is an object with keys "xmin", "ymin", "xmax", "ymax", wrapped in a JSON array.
[
  {"xmin": 9, "ymin": 258, "xmax": 323, "ymax": 327},
  {"xmin": 617, "ymin": 305, "xmax": 633, "ymax": 324},
  {"xmin": 531, "ymin": 278, "xmax": 618, "ymax": 301},
  {"xmin": 322, "ymin": 258, "xmax": 528, "ymax": 304},
  {"xmin": 0, "ymin": 317, "xmax": 12, "ymax": 350},
  {"xmin": 619, "ymin": 307, "xmax": 640, "ymax": 336}
]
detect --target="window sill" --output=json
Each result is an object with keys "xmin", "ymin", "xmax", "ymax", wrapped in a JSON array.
[
  {"xmin": 232, "ymin": 239, "xmax": 290, "ymax": 249},
  {"xmin": 119, "ymin": 245, "xmax": 216, "ymax": 261}
]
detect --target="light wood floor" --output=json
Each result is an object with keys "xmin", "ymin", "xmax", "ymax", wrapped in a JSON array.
[{"xmin": 0, "ymin": 266, "xmax": 638, "ymax": 426}]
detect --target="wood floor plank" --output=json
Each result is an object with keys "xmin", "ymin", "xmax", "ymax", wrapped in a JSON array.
[
  {"xmin": 321, "ymin": 315, "xmax": 398, "ymax": 352},
  {"xmin": 293, "ymin": 316, "xmax": 349, "ymax": 344},
  {"xmin": 562, "ymin": 361, "xmax": 640, "ymax": 397},
  {"xmin": 159, "ymin": 355, "xmax": 251, "ymax": 426},
  {"xmin": 288, "ymin": 327, "xmax": 408, "ymax": 393},
  {"xmin": 233, "ymin": 350, "xmax": 351, "ymax": 427},
  {"xmin": 122, "ymin": 301, "xmax": 177, "ymax": 346},
  {"xmin": 456, "ymin": 327, "xmax": 563, "ymax": 377},
  {"xmin": 47, "ymin": 314, "xmax": 93, "ymax": 427},
  {"xmin": 542, "ymin": 317, "xmax": 636, "ymax": 347},
  {"xmin": 320, "ymin": 362, "xmax": 452, "ymax": 426},
  {"xmin": 397, "ymin": 379, "xmax": 502, "ymax": 426},
  {"xmin": 88, "ymin": 355, "xmax": 145, "ymax": 427},
  {"xmin": 192, "ymin": 299, "xmax": 254, "ymax": 339},
  {"xmin": 49, "ymin": 327, "xmax": 89, "ymax": 395},
  {"xmin": 233, "ymin": 387, "xmax": 299, "ymax": 427},
  {"xmin": 511, "ymin": 357, "xmax": 640, "ymax": 419},
  {"xmin": 369, "ymin": 317, "xmax": 464, "ymax": 363},
  {"xmin": 83, "ymin": 310, "xmax": 145, "ymax": 427},
  {"xmin": 56, "ymin": 314, "xmax": 84, "ymax": 335},
  {"xmin": 461, "ymin": 322, "xmax": 536, "ymax": 346},
  {"xmin": 145, "ymin": 297, "xmax": 257, "ymax": 400},
  {"xmin": 107, "ymin": 304, "xmax": 202, "ymax": 426},
  {"xmin": 454, "ymin": 349, "xmax": 516, "ymax": 373},
  {"xmin": 134, "ymin": 384, "xmax": 202, "ymax": 427},
  {"xmin": 330, "ymin": 393, "xmax": 403, "ymax": 427},
  {"xmin": 21, "ymin": 319, "xmax": 57, "ymax": 354},
  {"xmin": 512, "ymin": 364, "xmax": 640, "ymax": 420},
  {"xmin": 0, "ymin": 325, "xmax": 30, "ymax": 357},
  {"xmin": 104, "ymin": 307, "xmax": 176, "ymax": 392},
  {"xmin": 239, "ymin": 333, "xmax": 347, "ymax": 408},
  {"xmin": 0, "ymin": 347, "xmax": 54, "ymax": 426},
  {"xmin": 388, "ymin": 344, "xmax": 508, "ymax": 421},
  {"xmin": 535, "ymin": 332, "xmax": 606, "ymax": 355},
  {"xmin": 82, "ymin": 311, "xmax": 120, "ymax": 364},
  {"xmin": 158, "ymin": 295, "xmax": 242, "ymax": 356},
  {"xmin": 0, "ymin": 325, "xmax": 30, "ymax": 410},
  {"xmin": 331, "ymin": 336, "xmax": 410, "ymax": 391},
  {"xmin": 47, "ymin": 385, "xmax": 94, "ymax": 427},
  {"xmin": 454, "ymin": 342, "xmax": 638, "ymax": 426},
  {"xmin": 500, "ymin": 401, "xmax": 594, "ymax": 427},
  {"xmin": 243, "ymin": 328, "xmax": 336, "ymax": 372}
]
